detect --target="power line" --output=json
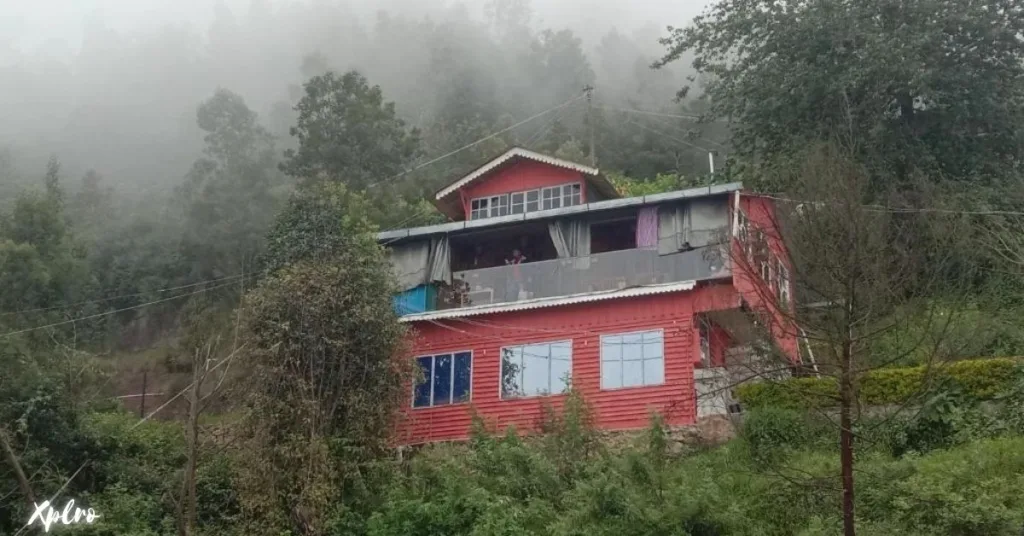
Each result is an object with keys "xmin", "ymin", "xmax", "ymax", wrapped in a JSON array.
[
  {"xmin": 624, "ymin": 117, "xmax": 717, "ymax": 153},
  {"xmin": 0, "ymin": 274, "xmax": 249, "ymax": 317},
  {"xmin": 757, "ymin": 194, "xmax": 1024, "ymax": 216},
  {"xmin": 0, "ymin": 280, "xmax": 240, "ymax": 339},
  {"xmin": 596, "ymin": 104, "xmax": 726, "ymax": 122},
  {"xmin": 367, "ymin": 93, "xmax": 588, "ymax": 190}
]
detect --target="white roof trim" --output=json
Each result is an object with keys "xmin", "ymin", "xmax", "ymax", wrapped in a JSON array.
[
  {"xmin": 399, "ymin": 280, "xmax": 697, "ymax": 322},
  {"xmin": 435, "ymin": 147, "xmax": 600, "ymax": 201}
]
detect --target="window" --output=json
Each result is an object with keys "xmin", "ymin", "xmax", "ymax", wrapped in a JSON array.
[
  {"xmin": 526, "ymin": 190, "xmax": 540, "ymax": 212},
  {"xmin": 470, "ymin": 198, "xmax": 488, "ymax": 220},
  {"xmin": 540, "ymin": 183, "xmax": 581, "ymax": 210},
  {"xmin": 698, "ymin": 317, "xmax": 711, "ymax": 367},
  {"xmin": 413, "ymin": 352, "xmax": 472, "ymax": 408},
  {"xmin": 601, "ymin": 330, "xmax": 665, "ymax": 389},
  {"xmin": 500, "ymin": 340, "xmax": 571, "ymax": 399},
  {"xmin": 489, "ymin": 194, "xmax": 509, "ymax": 217},
  {"xmin": 511, "ymin": 192, "xmax": 525, "ymax": 214},
  {"xmin": 542, "ymin": 186, "xmax": 561, "ymax": 210},
  {"xmin": 777, "ymin": 260, "xmax": 791, "ymax": 308}
]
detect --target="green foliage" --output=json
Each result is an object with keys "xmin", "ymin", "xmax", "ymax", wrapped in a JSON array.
[
  {"xmin": 178, "ymin": 88, "xmax": 283, "ymax": 281},
  {"xmin": 606, "ymin": 170, "xmax": 717, "ymax": 197},
  {"xmin": 658, "ymin": 0, "xmax": 1024, "ymax": 192},
  {"xmin": 741, "ymin": 408, "xmax": 833, "ymax": 461},
  {"xmin": 236, "ymin": 230, "xmax": 411, "ymax": 534},
  {"xmin": 282, "ymin": 70, "xmax": 421, "ymax": 189},
  {"xmin": 736, "ymin": 358, "xmax": 1021, "ymax": 409}
]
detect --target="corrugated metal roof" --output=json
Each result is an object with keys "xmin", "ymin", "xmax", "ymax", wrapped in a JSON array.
[
  {"xmin": 398, "ymin": 281, "xmax": 698, "ymax": 322},
  {"xmin": 435, "ymin": 147, "xmax": 601, "ymax": 201},
  {"xmin": 378, "ymin": 182, "xmax": 743, "ymax": 242}
]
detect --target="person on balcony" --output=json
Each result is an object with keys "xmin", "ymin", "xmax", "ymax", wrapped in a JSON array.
[{"xmin": 505, "ymin": 248, "xmax": 527, "ymax": 301}]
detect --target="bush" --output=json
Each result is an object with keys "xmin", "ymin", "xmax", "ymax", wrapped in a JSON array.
[
  {"xmin": 740, "ymin": 408, "xmax": 832, "ymax": 460},
  {"xmin": 735, "ymin": 358, "xmax": 1021, "ymax": 409}
]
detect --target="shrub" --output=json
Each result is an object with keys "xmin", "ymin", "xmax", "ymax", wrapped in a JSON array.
[{"xmin": 735, "ymin": 358, "xmax": 1021, "ymax": 409}]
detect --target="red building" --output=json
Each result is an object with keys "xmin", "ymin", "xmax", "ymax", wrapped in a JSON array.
[{"xmin": 381, "ymin": 147, "xmax": 797, "ymax": 445}]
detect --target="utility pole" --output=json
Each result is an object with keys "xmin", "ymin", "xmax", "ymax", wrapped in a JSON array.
[
  {"xmin": 140, "ymin": 370, "xmax": 147, "ymax": 419},
  {"xmin": 584, "ymin": 85, "xmax": 596, "ymax": 167}
]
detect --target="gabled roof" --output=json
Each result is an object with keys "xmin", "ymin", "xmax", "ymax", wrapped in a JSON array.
[{"xmin": 432, "ymin": 147, "xmax": 620, "ymax": 219}]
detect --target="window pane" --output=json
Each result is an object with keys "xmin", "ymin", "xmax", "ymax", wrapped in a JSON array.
[
  {"xmin": 621, "ymin": 333, "xmax": 644, "ymax": 362},
  {"xmin": 432, "ymin": 354, "xmax": 452, "ymax": 405},
  {"xmin": 622, "ymin": 359, "xmax": 644, "ymax": 387},
  {"xmin": 643, "ymin": 331, "xmax": 663, "ymax": 360},
  {"xmin": 570, "ymin": 184, "xmax": 582, "ymax": 205},
  {"xmin": 644, "ymin": 358, "xmax": 665, "ymax": 385},
  {"xmin": 526, "ymin": 190, "xmax": 539, "ymax": 202},
  {"xmin": 602, "ymin": 335, "xmax": 622, "ymax": 361},
  {"xmin": 501, "ymin": 347, "xmax": 522, "ymax": 398},
  {"xmin": 522, "ymin": 344, "xmax": 550, "ymax": 396},
  {"xmin": 526, "ymin": 200, "xmax": 539, "ymax": 212},
  {"xmin": 550, "ymin": 341, "xmax": 571, "ymax": 392},
  {"xmin": 511, "ymin": 192, "xmax": 525, "ymax": 214},
  {"xmin": 602, "ymin": 361, "xmax": 622, "ymax": 389},
  {"xmin": 413, "ymin": 357, "xmax": 432, "ymax": 407},
  {"xmin": 453, "ymin": 352, "xmax": 471, "ymax": 403}
]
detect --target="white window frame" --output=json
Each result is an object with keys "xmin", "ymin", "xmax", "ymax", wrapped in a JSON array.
[
  {"xmin": 777, "ymin": 259, "xmax": 791, "ymax": 308},
  {"xmin": 499, "ymin": 339, "xmax": 573, "ymax": 400},
  {"xmin": 470, "ymin": 198, "xmax": 488, "ymax": 220},
  {"xmin": 600, "ymin": 329, "xmax": 666, "ymax": 390},
  {"xmin": 411, "ymin": 351, "xmax": 473, "ymax": 408},
  {"xmin": 510, "ymin": 191, "xmax": 525, "ymax": 214}
]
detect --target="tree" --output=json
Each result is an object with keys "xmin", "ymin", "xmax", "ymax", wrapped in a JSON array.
[
  {"xmin": 721, "ymin": 141, "xmax": 979, "ymax": 536},
  {"xmin": 281, "ymin": 71, "xmax": 421, "ymax": 189},
  {"xmin": 178, "ymin": 88, "xmax": 282, "ymax": 281},
  {"xmin": 237, "ymin": 233, "xmax": 411, "ymax": 535},
  {"xmin": 656, "ymin": 0, "xmax": 1024, "ymax": 193}
]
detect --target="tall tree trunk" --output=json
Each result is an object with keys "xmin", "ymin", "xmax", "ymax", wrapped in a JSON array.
[
  {"xmin": 0, "ymin": 426, "xmax": 36, "ymax": 509},
  {"xmin": 178, "ymin": 359, "xmax": 202, "ymax": 536},
  {"xmin": 839, "ymin": 338, "xmax": 856, "ymax": 536}
]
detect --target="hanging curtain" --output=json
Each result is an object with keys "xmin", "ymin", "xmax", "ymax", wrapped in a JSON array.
[
  {"xmin": 548, "ymin": 222, "xmax": 571, "ymax": 258},
  {"xmin": 636, "ymin": 207, "xmax": 659, "ymax": 248},
  {"xmin": 689, "ymin": 198, "xmax": 729, "ymax": 248},
  {"xmin": 548, "ymin": 219, "xmax": 591, "ymax": 268},
  {"xmin": 428, "ymin": 235, "xmax": 451, "ymax": 285},
  {"xmin": 388, "ymin": 241, "xmax": 430, "ymax": 291},
  {"xmin": 657, "ymin": 204, "xmax": 690, "ymax": 255}
]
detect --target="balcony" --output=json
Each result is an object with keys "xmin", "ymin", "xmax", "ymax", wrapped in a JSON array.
[{"xmin": 441, "ymin": 245, "xmax": 730, "ymax": 310}]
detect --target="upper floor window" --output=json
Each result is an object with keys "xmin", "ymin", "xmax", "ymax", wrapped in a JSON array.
[
  {"xmin": 413, "ymin": 351, "xmax": 472, "ymax": 408},
  {"xmin": 777, "ymin": 259, "xmax": 791, "ymax": 308},
  {"xmin": 470, "ymin": 182, "xmax": 581, "ymax": 220},
  {"xmin": 500, "ymin": 340, "xmax": 571, "ymax": 398},
  {"xmin": 470, "ymin": 195, "xmax": 509, "ymax": 220},
  {"xmin": 601, "ymin": 330, "xmax": 665, "ymax": 389}
]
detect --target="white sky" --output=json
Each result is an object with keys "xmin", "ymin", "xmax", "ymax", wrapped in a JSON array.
[{"xmin": 1, "ymin": 0, "xmax": 708, "ymax": 54}]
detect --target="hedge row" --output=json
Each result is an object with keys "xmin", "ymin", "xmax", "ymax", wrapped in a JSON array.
[{"xmin": 734, "ymin": 358, "xmax": 1022, "ymax": 410}]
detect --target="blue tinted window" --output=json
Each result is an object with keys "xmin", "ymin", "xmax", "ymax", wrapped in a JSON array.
[
  {"xmin": 413, "ymin": 356, "xmax": 432, "ymax": 407},
  {"xmin": 453, "ymin": 352, "xmax": 472, "ymax": 402},
  {"xmin": 432, "ymin": 354, "xmax": 452, "ymax": 406},
  {"xmin": 412, "ymin": 352, "xmax": 472, "ymax": 407}
]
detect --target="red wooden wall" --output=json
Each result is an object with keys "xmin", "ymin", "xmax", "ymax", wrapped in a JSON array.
[
  {"xmin": 458, "ymin": 160, "xmax": 588, "ymax": 219},
  {"xmin": 395, "ymin": 282, "xmax": 741, "ymax": 445},
  {"xmin": 733, "ymin": 194, "xmax": 800, "ymax": 361}
]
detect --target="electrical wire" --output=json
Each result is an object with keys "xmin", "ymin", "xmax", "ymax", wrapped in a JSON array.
[
  {"xmin": 0, "ymin": 274, "xmax": 249, "ymax": 317},
  {"xmin": 0, "ymin": 279, "xmax": 241, "ymax": 339},
  {"xmin": 366, "ymin": 93, "xmax": 588, "ymax": 190}
]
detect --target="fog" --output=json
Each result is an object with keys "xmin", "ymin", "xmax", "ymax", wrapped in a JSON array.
[{"xmin": 0, "ymin": 0, "xmax": 710, "ymax": 197}]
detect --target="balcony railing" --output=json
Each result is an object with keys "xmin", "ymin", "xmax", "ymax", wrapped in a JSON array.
[{"xmin": 442, "ymin": 245, "xmax": 730, "ymax": 310}]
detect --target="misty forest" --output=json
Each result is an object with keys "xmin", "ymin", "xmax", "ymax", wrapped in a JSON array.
[{"xmin": 3, "ymin": 0, "xmax": 1024, "ymax": 534}]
